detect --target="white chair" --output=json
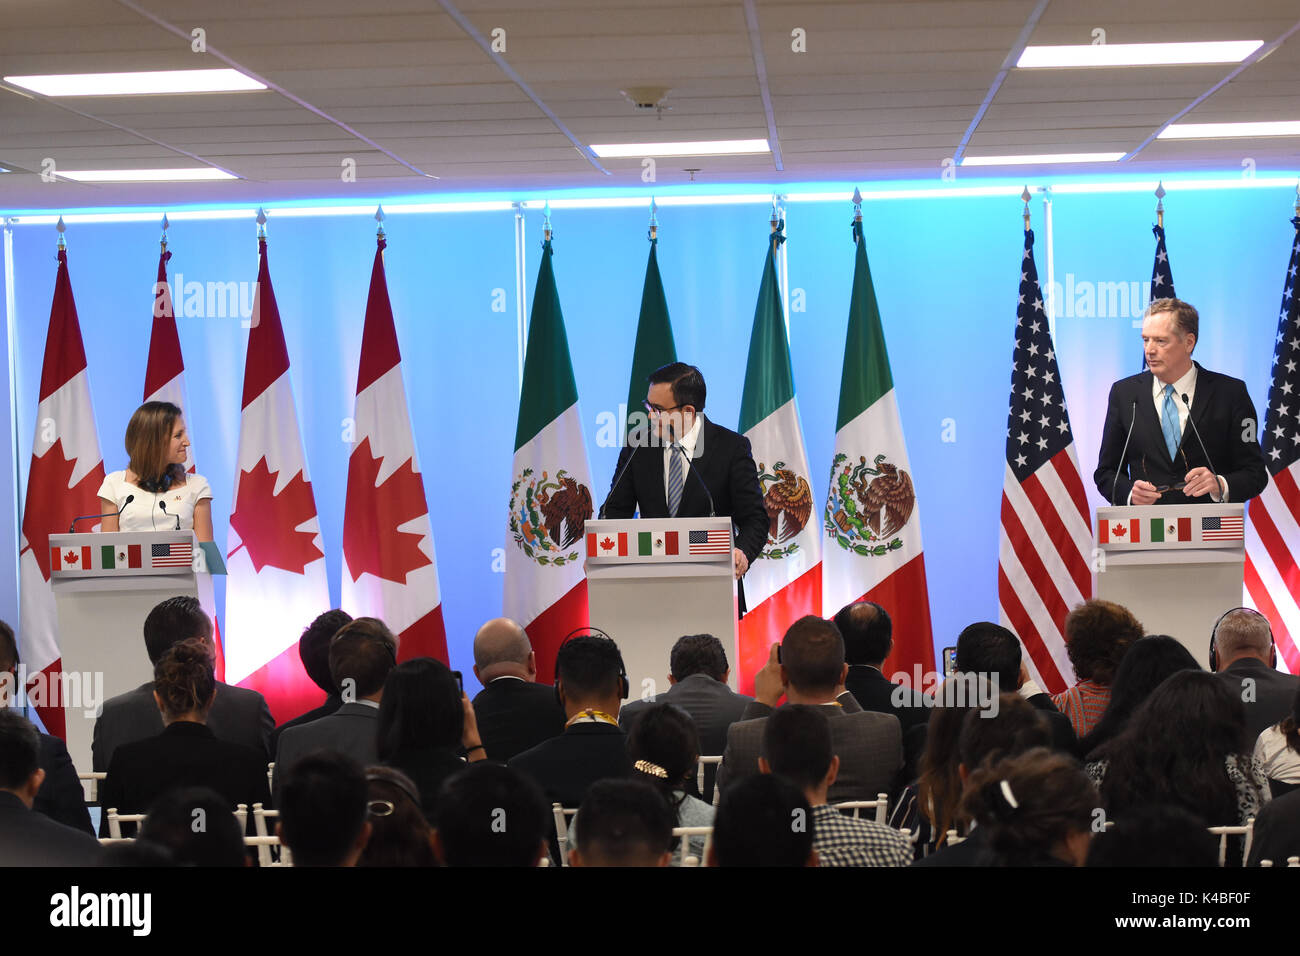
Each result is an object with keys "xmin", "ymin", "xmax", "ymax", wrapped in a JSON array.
[
  {"xmin": 266, "ymin": 762, "xmax": 275, "ymax": 794},
  {"xmin": 252, "ymin": 803, "xmax": 293, "ymax": 867},
  {"xmin": 671, "ymin": 825, "xmax": 714, "ymax": 866},
  {"xmin": 1290, "ymin": 856, "xmax": 1300, "ymax": 867},
  {"xmin": 944, "ymin": 828, "xmax": 966, "ymax": 847},
  {"xmin": 551, "ymin": 803, "xmax": 579, "ymax": 866},
  {"xmin": 97, "ymin": 837, "xmax": 135, "ymax": 846},
  {"xmin": 695, "ymin": 756, "xmax": 723, "ymax": 806},
  {"xmin": 1207, "ymin": 820, "xmax": 1254, "ymax": 867},
  {"xmin": 104, "ymin": 808, "xmax": 146, "ymax": 839},
  {"xmin": 833, "ymin": 793, "xmax": 891, "ymax": 824},
  {"xmin": 77, "ymin": 772, "xmax": 106, "ymax": 804}
]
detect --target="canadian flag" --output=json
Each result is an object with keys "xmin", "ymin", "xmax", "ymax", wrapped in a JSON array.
[
  {"xmin": 18, "ymin": 243, "xmax": 107, "ymax": 739},
  {"xmin": 224, "ymin": 233, "xmax": 329, "ymax": 723},
  {"xmin": 341, "ymin": 233, "xmax": 448, "ymax": 662}
]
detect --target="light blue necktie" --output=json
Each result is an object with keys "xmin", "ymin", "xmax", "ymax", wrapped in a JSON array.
[
  {"xmin": 1161, "ymin": 384, "xmax": 1182, "ymax": 461},
  {"xmin": 667, "ymin": 443, "xmax": 684, "ymax": 517}
]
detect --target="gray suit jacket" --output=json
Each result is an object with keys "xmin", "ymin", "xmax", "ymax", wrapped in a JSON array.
[
  {"xmin": 92, "ymin": 680, "xmax": 274, "ymax": 773},
  {"xmin": 717, "ymin": 692, "xmax": 903, "ymax": 803},
  {"xmin": 1217, "ymin": 659, "xmax": 1300, "ymax": 744},
  {"xmin": 273, "ymin": 702, "xmax": 380, "ymax": 803},
  {"xmin": 619, "ymin": 674, "xmax": 752, "ymax": 758}
]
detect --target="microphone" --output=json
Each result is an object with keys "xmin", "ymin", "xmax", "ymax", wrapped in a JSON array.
[
  {"xmin": 69, "ymin": 494, "xmax": 133, "ymax": 533},
  {"xmin": 672, "ymin": 441, "xmax": 716, "ymax": 517},
  {"xmin": 1182, "ymin": 393, "xmax": 1223, "ymax": 499},
  {"xmin": 159, "ymin": 500, "xmax": 181, "ymax": 531},
  {"xmin": 599, "ymin": 444, "xmax": 641, "ymax": 520},
  {"xmin": 1111, "ymin": 401, "xmax": 1138, "ymax": 507}
]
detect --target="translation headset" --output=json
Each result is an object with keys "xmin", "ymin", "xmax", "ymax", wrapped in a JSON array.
[
  {"xmin": 137, "ymin": 470, "xmax": 175, "ymax": 494},
  {"xmin": 1208, "ymin": 607, "xmax": 1276, "ymax": 672},
  {"xmin": 553, "ymin": 625, "xmax": 630, "ymax": 707},
  {"xmin": 330, "ymin": 625, "xmax": 399, "ymax": 665}
]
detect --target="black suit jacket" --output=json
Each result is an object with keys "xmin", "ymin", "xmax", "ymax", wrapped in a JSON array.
[
  {"xmin": 508, "ymin": 722, "xmax": 632, "ymax": 807},
  {"xmin": 844, "ymin": 665, "xmax": 931, "ymax": 782},
  {"xmin": 910, "ymin": 825, "xmax": 993, "ymax": 867},
  {"xmin": 471, "ymin": 678, "xmax": 567, "ymax": 763},
  {"xmin": 1216, "ymin": 659, "xmax": 1300, "ymax": 744},
  {"xmin": 1094, "ymin": 362, "xmax": 1268, "ymax": 506},
  {"xmin": 35, "ymin": 732, "xmax": 94, "ymax": 835},
  {"xmin": 1247, "ymin": 788, "xmax": 1300, "ymax": 866},
  {"xmin": 269, "ymin": 693, "xmax": 342, "ymax": 757},
  {"xmin": 384, "ymin": 747, "xmax": 467, "ymax": 824},
  {"xmin": 0, "ymin": 791, "xmax": 103, "ymax": 866},
  {"xmin": 1026, "ymin": 691, "xmax": 1080, "ymax": 757},
  {"xmin": 273, "ymin": 702, "xmax": 379, "ymax": 802}
]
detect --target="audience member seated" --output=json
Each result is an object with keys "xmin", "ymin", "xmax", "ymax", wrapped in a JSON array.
[
  {"xmin": 0, "ymin": 711, "xmax": 102, "ymax": 866},
  {"xmin": 718, "ymin": 616, "xmax": 902, "ymax": 803},
  {"xmin": 834, "ymin": 600, "xmax": 929, "ymax": 780},
  {"xmin": 97, "ymin": 841, "xmax": 176, "ymax": 867},
  {"xmin": 269, "ymin": 609, "xmax": 353, "ymax": 754},
  {"xmin": 955, "ymin": 622, "xmax": 1077, "ymax": 754},
  {"xmin": 1087, "ymin": 670, "xmax": 1269, "ymax": 830},
  {"xmin": 1085, "ymin": 805, "xmax": 1218, "ymax": 867},
  {"xmin": 0, "ymin": 619, "xmax": 92, "ymax": 834},
  {"xmin": 138, "ymin": 786, "xmax": 250, "ymax": 867},
  {"xmin": 1246, "ymin": 787, "xmax": 1300, "ymax": 866},
  {"xmin": 277, "ymin": 752, "xmax": 371, "ymax": 867},
  {"xmin": 357, "ymin": 767, "xmax": 436, "ymax": 867},
  {"xmin": 93, "ymin": 595, "xmax": 273, "ymax": 771},
  {"xmin": 569, "ymin": 778, "xmax": 676, "ymax": 867},
  {"xmin": 1052, "ymin": 599, "xmax": 1141, "ymax": 739},
  {"xmin": 709, "ymin": 773, "xmax": 816, "ymax": 867},
  {"xmin": 433, "ymin": 763, "xmax": 550, "ymax": 867},
  {"xmin": 99, "ymin": 638, "xmax": 270, "ymax": 837},
  {"xmin": 1254, "ymin": 685, "xmax": 1300, "ymax": 798},
  {"xmin": 378, "ymin": 657, "xmax": 485, "ymax": 822},
  {"xmin": 470, "ymin": 617, "xmax": 566, "ymax": 762},
  {"xmin": 508, "ymin": 632, "xmax": 632, "ymax": 807},
  {"xmin": 761, "ymin": 704, "xmax": 911, "ymax": 867},
  {"xmin": 623, "ymin": 703, "xmax": 713, "ymax": 864},
  {"xmin": 1212, "ymin": 608, "xmax": 1300, "ymax": 742},
  {"xmin": 274, "ymin": 616, "xmax": 398, "ymax": 801},
  {"xmin": 618, "ymin": 633, "xmax": 752, "ymax": 800},
  {"xmin": 1077, "ymin": 635, "xmax": 1199, "ymax": 760}
]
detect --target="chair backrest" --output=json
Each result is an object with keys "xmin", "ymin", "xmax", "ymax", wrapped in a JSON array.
[
  {"xmin": 77, "ymin": 772, "xmax": 106, "ymax": 804},
  {"xmin": 832, "ymin": 793, "xmax": 890, "ymax": 824},
  {"xmin": 671, "ymin": 825, "xmax": 714, "ymax": 866},
  {"xmin": 251, "ymin": 803, "xmax": 293, "ymax": 865},
  {"xmin": 552, "ymin": 803, "xmax": 579, "ymax": 866},
  {"xmin": 1207, "ymin": 820, "xmax": 1254, "ymax": 867},
  {"xmin": 104, "ymin": 808, "xmax": 146, "ymax": 839},
  {"xmin": 266, "ymin": 762, "xmax": 275, "ymax": 794}
]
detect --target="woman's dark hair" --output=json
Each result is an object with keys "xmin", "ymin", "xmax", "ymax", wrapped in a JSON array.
[
  {"xmin": 627, "ymin": 703, "xmax": 699, "ymax": 815},
  {"xmin": 1063, "ymin": 599, "xmax": 1142, "ymax": 685},
  {"xmin": 915, "ymin": 681, "xmax": 980, "ymax": 843},
  {"xmin": 962, "ymin": 747, "xmax": 1096, "ymax": 866},
  {"xmin": 1096, "ymin": 670, "xmax": 1259, "ymax": 826},
  {"xmin": 125, "ymin": 400, "xmax": 185, "ymax": 489},
  {"xmin": 1275, "ymin": 683, "xmax": 1300, "ymax": 757},
  {"xmin": 1080, "ymin": 635, "xmax": 1200, "ymax": 760},
  {"xmin": 377, "ymin": 657, "xmax": 463, "ymax": 759},
  {"xmin": 357, "ymin": 766, "xmax": 436, "ymax": 867},
  {"xmin": 153, "ymin": 637, "xmax": 216, "ymax": 718}
]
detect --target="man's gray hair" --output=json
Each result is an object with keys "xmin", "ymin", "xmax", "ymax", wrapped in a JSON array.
[{"xmin": 1213, "ymin": 609, "xmax": 1272, "ymax": 659}]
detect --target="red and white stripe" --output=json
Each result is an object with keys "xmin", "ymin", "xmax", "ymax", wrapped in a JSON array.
[{"xmin": 1245, "ymin": 469, "xmax": 1300, "ymax": 672}]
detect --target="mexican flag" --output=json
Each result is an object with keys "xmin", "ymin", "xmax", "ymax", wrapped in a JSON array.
[
  {"xmin": 822, "ymin": 216, "xmax": 934, "ymax": 679},
  {"xmin": 737, "ymin": 225, "xmax": 822, "ymax": 693},
  {"xmin": 503, "ymin": 236, "xmax": 592, "ymax": 683},
  {"xmin": 625, "ymin": 234, "xmax": 676, "ymax": 439}
]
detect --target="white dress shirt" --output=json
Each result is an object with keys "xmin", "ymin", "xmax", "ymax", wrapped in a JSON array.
[{"xmin": 662, "ymin": 413, "xmax": 703, "ymax": 509}]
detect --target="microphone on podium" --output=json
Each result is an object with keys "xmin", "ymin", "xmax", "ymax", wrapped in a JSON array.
[
  {"xmin": 69, "ymin": 494, "xmax": 133, "ymax": 533},
  {"xmin": 158, "ymin": 500, "xmax": 181, "ymax": 531}
]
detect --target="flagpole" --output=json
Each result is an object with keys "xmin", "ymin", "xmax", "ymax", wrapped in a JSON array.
[
  {"xmin": 2, "ymin": 214, "xmax": 18, "ymax": 614},
  {"xmin": 1043, "ymin": 187, "xmax": 1056, "ymax": 340},
  {"xmin": 160, "ymin": 213, "xmax": 169, "ymax": 254},
  {"xmin": 512, "ymin": 201, "xmax": 526, "ymax": 395},
  {"xmin": 1155, "ymin": 181, "xmax": 1165, "ymax": 229},
  {"xmin": 1021, "ymin": 186, "xmax": 1031, "ymax": 233}
]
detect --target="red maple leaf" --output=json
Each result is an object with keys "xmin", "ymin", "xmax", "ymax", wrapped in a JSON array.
[
  {"xmin": 1113, "ymin": 523, "xmax": 1126, "ymax": 537},
  {"xmin": 65, "ymin": 550, "xmax": 78, "ymax": 564},
  {"xmin": 601, "ymin": 536, "xmax": 615, "ymax": 551},
  {"xmin": 20, "ymin": 438, "xmax": 105, "ymax": 581},
  {"xmin": 342, "ymin": 437, "xmax": 432, "ymax": 584},
  {"xmin": 229, "ymin": 458, "xmax": 324, "ymax": 574}
]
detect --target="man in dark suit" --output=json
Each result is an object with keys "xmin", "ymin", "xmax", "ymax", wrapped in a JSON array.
[
  {"xmin": 268, "ymin": 609, "xmax": 353, "ymax": 756},
  {"xmin": 1211, "ymin": 608, "xmax": 1300, "ymax": 743},
  {"xmin": 509, "ymin": 632, "xmax": 632, "ymax": 807},
  {"xmin": 717, "ymin": 616, "xmax": 903, "ymax": 803},
  {"xmin": 92, "ymin": 595, "xmax": 273, "ymax": 772},
  {"xmin": 603, "ymin": 362, "xmax": 769, "ymax": 608},
  {"xmin": 470, "ymin": 617, "xmax": 566, "ymax": 762},
  {"xmin": 1094, "ymin": 297, "xmax": 1267, "ymax": 507},
  {"xmin": 0, "ymin": 711, "xmax": 102, "ymax": 866}
]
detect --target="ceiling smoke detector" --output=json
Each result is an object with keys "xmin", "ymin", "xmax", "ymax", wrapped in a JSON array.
[{"xmin": 620, "ymin": 86, "xmax": 672, "ymax": 113}]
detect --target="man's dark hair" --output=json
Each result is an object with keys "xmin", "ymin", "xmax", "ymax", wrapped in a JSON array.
[
  {"xmin": 833, "ymin": 601, "xmax": 892, "ymax": 666},
  {"xmin": 142, "ymin": 595, "xmax": 213, "ymax": 665},
  {"xmin": 956, "ymin": 622, "xmax": 1022, "ymax": 691},
  {"xmin": 435, "ymin": 763, "xmax": 550, "ymax": 867},
  {"xmin": 648, "ymin": 362, "xmax": 706, "ymax": 412},
  {"xmin": 1063, "ymin": 600, "xmax": 1141, "ymax": 685},
  {"xmin": 781, "ymin": 616, "xmax": 845, "ymax": 694},
  {"xmin": 377, "ymin": 657, "xmax": 464, "ymax": 759},
  {"xmin": 0, "ymin": 619, "xmax": 17, "ymax": 671},
  {"xmin": 300, "ymin": 609, "xmax": 352, "ymax": 695},
  {"xmin": 712, "ymin": 773, "xmax": 813, "ymax": 867},
  {"xmin": 1086, "ymin": 804, "xmax": 1217, "ymax": 867},
  {"xmin": 278, "ymin": 752, "xmax": 369, "ymax": 866},
  {"xmin": 0, "ymin": 710, "xmax": 40, "ymax": 790},
  {"xmin": 573, "ymin": 778, "xmax": 675, "ymax": 865},
  {"xmin": 762, "ymin": 704, "xmax": 833, "ymax": 791},
  {"xmin": 140, "ymin": 787, "xmax": 247, "ymax": 866},
  {"xmin": 555, "ymin": 633, "xmax": 624, "ymax": 701},
  {"xmin": 328, "ymin": 617, "xmax": 398, "ymax": 699},
  {"xmin": 669, "ymin": 634, "xmax": 728, "ymax": 682},
  {"xmin": 957, "ymin": 694, "xmax": 1051, "ymax": 771}
]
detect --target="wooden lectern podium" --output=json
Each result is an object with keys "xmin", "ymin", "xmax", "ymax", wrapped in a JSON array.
[
  {"xmin": 46, "ymin": 530, "xmax": 225, "ymax": 772},
  {"xmin": 1094, "ymin": 503, "xmax": 1245, "ymax": 668},
  {"xmin": 585, "ymin": 517, "xmax": 737, "ymax": 699}
]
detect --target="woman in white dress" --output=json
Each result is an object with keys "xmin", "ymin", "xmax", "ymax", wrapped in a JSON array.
[{"xmin": 97, "ymin": 401, "xmax": 214, "ymax": 542}]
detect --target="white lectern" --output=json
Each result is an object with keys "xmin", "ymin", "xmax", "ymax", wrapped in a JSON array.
[
  {"xmin": 585, "ymin": 517, "xmax": 737, "ymax": 699},
  {"xmin": 1094, "ymin": 503, "xmax": 1245, "ymax": 668},
  {"xmin": 47, "ymin": 530, "xmax": 223, "ymax": 772}
]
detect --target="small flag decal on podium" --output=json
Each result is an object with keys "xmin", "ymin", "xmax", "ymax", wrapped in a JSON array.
[
  {"xmin": 688, "ymin": 529, "xmax": 731, "ymax": 554},
  {"xmin": 1149, "ymin": 517, "xmax": 1191, "ymax": 542},
  {"xmin": 1202, "ymin": 515, "xmax": 1244, "ymax": 541},
  {"xmin": 100, "ymin": 545, "xmax": 115, "ymax": 569},
  {"xmin": 151, "ymin": 541, "xmax": 193, "ymax": 568}
]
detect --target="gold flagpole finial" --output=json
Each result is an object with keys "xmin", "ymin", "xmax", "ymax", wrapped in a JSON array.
[
  {"xmin": 769, "ymin": 195, "xmax": 780, "ymax": 233},
  {"xmin": 160, "ymin": 213, "xmax": 169, "ymax": 251},
  {"xmin": 852, "ymin": 186, "xmax": 863, "ymax": 223},
  {"xmin": 256, "ymin": 207, "xmax": 267, "ymax": 239},
  {"xmin": 56, "ymin": 215, "xmax": 66, "ymax": 250},
  {"xmin": 1293, "ymin": 181, "xmax": 1299, "ymax": 217},
  {"xmin": 1021, "ymin": 187, "xmax": 1032, "ymax": 231},
  {"xmin": 542, "ymin": 201, "xmax": 553, "ymax": 242},
  {"xmin": 648, "ymin": 196, "xmax": 658, "ymax": 241},
  {"xmin": 1155, "ymin": 181, "xmax": 1166, "ymax": 228}
]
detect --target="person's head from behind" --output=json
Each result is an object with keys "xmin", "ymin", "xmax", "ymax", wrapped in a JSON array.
[
  {"xmin": 628, "ymin": 702, "xmax": 700, "ymax": 801},
  {"xmin": 0, "ymin": 710, "xmax": 44, "ymax": 806},
  {"xmin": 1085, "ymin": 804, "xmax": 1217, "ymax": 867},
  {"xmin": 377, "ymin": 657, "xmax": 463, "ymax": 761},
  {"xmin": 357, "ymin": 767, "xmax": 436, "ymax": 867},
  {"xmin": 709, "ymin": 773, "xmax": 816, "ymax": 867},
  {"xmin": 779, "ymin": 616, "xmax": 847, "ymax": 700},
  {"xmin": 1081, "ymin": 635, "xmax": 1199, "ymax": 757},
  {"xmin": 569, "ymin": 779, "xmax": 675, "ymax": 867},
  {"xmin": 956, "ymin": 622, "xmax": 1022, "ymax": 692},
  {"xmin": 957, "ymin": 693, "xmax": 1052, "ymax": 786},
  {"xmin": 1063, "ymin": 600, "xmax": 1142, "ymax": 686},
  {"xmin": 962, "ymin": 747, "xmax": 1096, "ymax": 866},
  {"xmin": 759, "ymin": 704, "xmax": 835, "ymax": 803},
  {"xmin": 916, "ymin": 683, "xmax": 982, "ymax": 839},
  {"xmin": 433, "ymin": 763, "xmax": 549, "ymax": 867},
  {"xmin": 152, "ymin": 638, "xmax": 216, "ymax": 724},
  {"xmin": 1212, "ymin": 608, "xmax": 1276, "ymax": 670},
  {"xmin": 1126, "ymin": 669, "xmax": 1248, "ymax": 757},
  {"xmin": 140, "ymin": 787, "xmax": 248, "ymax": 866},
  {"xmin": 299, "ymin": 609, "xmax": 352, "ymax": 696},
  {"xmin": 645, "ymin": 362, "xmax": 706, "ymax": 444},
  {"xmin": 473, "ymin": 617, "xmax": 535, "ymax": 683},
  {"xmin": 277, "ymin": 752, "xmax": 371, "ymax": 867},
  {"xmin": 329, "ymin": 617, "xmax": 398, "ymax": 703},
  {"xmin": 554, "ymin": 632, "xmax": 626, "ymax": 715},
  {"xmin": 669, "ymin": 633, "xmax": 729, "ymax": 684},
  {"xmin": 832, "ymin": 600, "xmax": 892, "ymax": 667},
  {"xmin": 143, "ymin": 595, "xmax": 213, "ymax": 666}
]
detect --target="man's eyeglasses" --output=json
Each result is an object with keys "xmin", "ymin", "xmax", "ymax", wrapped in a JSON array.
[
  {"xmin": 1141, "ymin": 449, "xmax": 1189, "ymax": 493},
  {"xmin": 641, "ymin": 400, "xmax": 685, "ymax": 416}
]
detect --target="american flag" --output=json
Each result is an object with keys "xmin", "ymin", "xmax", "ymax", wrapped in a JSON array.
[
  {"xmin": 1144, "ymin": 224, "xmax": 1175, "ymax": 370},
  {"xmin": 687, "ymin": 529, "xmax": 731, "ymax": 555},
  {"xmin": 1244, "ymin": 215, "xmax": 1300, "ymax": 672},
  {"xmin": 152, "ymin": 541, "xmax": 193, "ymax": 568},
  {"xmin": 1202, "ymin": 515, "xmax": 1244, "ymax": 542},
  {"xmin": 997, "ymin": 227, "xmax": 1093, "ymax": 695}
]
